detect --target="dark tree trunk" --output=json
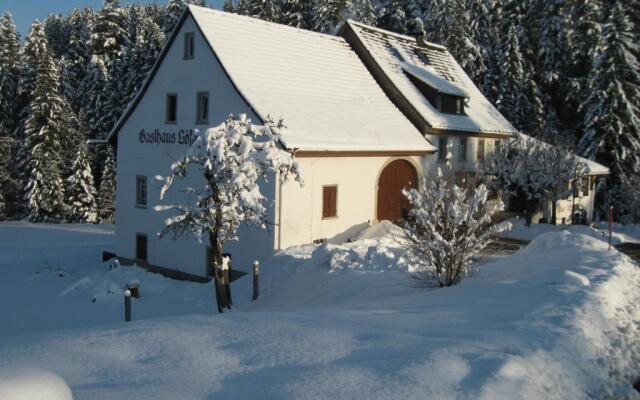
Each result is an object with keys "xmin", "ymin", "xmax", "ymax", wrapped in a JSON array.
[{"xmin": 551, "ymin": 199, "xmax": 557, "ymax": 225}]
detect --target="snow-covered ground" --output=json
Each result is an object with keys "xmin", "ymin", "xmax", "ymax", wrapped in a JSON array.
[
  {"xmin": 500, "ymin": 219, "xmax": 640, "ymax": 245},
  {"xmin": 0, "ymin": 222, "xmax": 638, "ymax": 399}
]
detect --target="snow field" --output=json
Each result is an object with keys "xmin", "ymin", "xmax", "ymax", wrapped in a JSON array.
[{"xmin": 0, "ymin": 222, "xmax": 638, "ymax": 399}]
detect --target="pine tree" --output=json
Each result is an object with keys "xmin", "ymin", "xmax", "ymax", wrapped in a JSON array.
[
  {"xmin": 163, "ymin": 0, "xmax": 205, "ymax": 37},
  {"xmin": 98, "ymin": 148, "xmax": 116, "ymax": 223},
  {"xmin": 61, "ymin": 9, "xmax": 94, "ymax": 112},
  {"xmin": 126, "ymin": 13, "xmax": 164, "ymax": 105},
  {"xmin": 81, "ymin": 55, "xmax": 109, "ymax": 137},
  {"xmin": 280, "ymin": 0, "xmax": 313, "ymax": 29},
  {"xmin": 0, "ymin": 13, "xmax": 21, "ymax": 137},
  {"xmin": 244, "ymin": 0, "xmax": 281, "ymax": 22},
  {"xmin": 22, "ymin": 22, "xmax": 67, "ymax": 222},
  {"xmin": 424, "ymin": 0, "xmax": 484, "ymax": 82},
  {"xmin": 43, "ymin": 14, "xmax": 71, "ymax": 59},
  {"xmin": 313, "ymin": 0, "xmax": 349, "ymax": 33},
  {"xmin": 496, "ymin": 24, "xmax": 526, "ymax": 131},
  {"xmin": 91, "ymin": 0, "xmax": 128, "ymax": 62},
  {"xmin": 66, "ymin": 140, "xmax": 98, "ymax": 223},
  {"xmin": 578, "ymin": 2, "xmax": 640, "ymax": 191}
]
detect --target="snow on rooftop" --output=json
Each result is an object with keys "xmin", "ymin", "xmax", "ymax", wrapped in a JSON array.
[
  {"xmin": 188, "ymin": 6, "xmax": 435, "ymax": 153},
  {"xmin": 347, "ymin": 20, "xmax": 519, "ymax": 136}
]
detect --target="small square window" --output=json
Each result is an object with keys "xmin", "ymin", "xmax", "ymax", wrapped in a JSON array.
[
  {"xmin": 136, "ymin": 233, "xmax": 148, "ymax": 262},
  {"xmin": 196, "ymin": 92, "xmax": 209, "ymax": 124},
  {"xmin": 136, "ymin": 175, "xmax": 147, "ymax": 207},
  {"xmin": 438, "ymin": 137, "xmax": 448, "ymax": 162},
  {"xmin": 322, "ymin": 185, "xmax": 337, "ymax": 219},
  {"xmin": 459, "ymin": 138, "xmax": 468, "ymax": 162},
  {"xmin": 166, "ymin": 93, "xmax": 177, "ymax": 123},
  {"xmin": 477, "ymin": 139, "xmax": 485, "ymax": 161},
  {"xmin": 582, "ymin": 176, "xmax": 590, "ymax": 197},
  {"xmin": 184, "ymin": 32, "xmax": 195, "ymax": 59}
]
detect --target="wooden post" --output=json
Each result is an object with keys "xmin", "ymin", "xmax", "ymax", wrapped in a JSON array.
[
  {"xmin": 609, "ymin": 206, "xmax": 613, "ymax": 251},
  {"xmin": 124, "ymin": 289, "xmax": 132, "ymax": 322},
  {"xmin": 252, "ymin": 260, "xmax": 260, "ymax": 301},
  {"xmin": 223, "ymin": 255, "xmax": 232, "ymax": 307}
]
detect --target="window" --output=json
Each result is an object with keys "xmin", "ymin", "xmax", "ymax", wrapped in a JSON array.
[
  {"xmin": 136, "ymin": 175, "xmax": 147, "ymax": 207},
  {"xmin": 184, "ymin": 32, "xmax": 195, "ymax": 59},
  {"xmin": 495, "ymin": 139, "xmax": 502, "ymax": 151},
  {"xmin": 582, "ymin": 176, "xmax": 590, "ymax": 197},
  {"xmin": 438, "ymin": 137, "xmax": 448, "ymax": 162},
  {"xmin": 459, "ymin": 138, "xmax": 467, "ymax": 162},
  {"xmin": 456, "ymin": 98, "xmax": 463, "ymax": 115},
  {"xmin": 136, "ymin": 233, "xmax": 148, "ymax": 262},
  {"xmin": 477, "ymin": 139, "xmax": 485, "ymax": 161},
  {"xmin": 166, "ymin": 93, "xmax": 177, "ymax": 123},
  {"xmin": 196, "ymin": 92, "xmax": 209, "ymax": 124},
  {"xmin": 322, "ymin": 185, "xmax": 338, "ymax": 218}
]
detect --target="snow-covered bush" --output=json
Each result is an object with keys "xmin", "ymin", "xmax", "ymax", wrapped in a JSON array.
[
  {"xmin": 399, "ymin": 171, "xmax": 510, "ymax": 287},
  {"xmin": 483, "ymin": 135, "xmax": 586, "ymax": 225},
  {"xmin": 157, "ymin": 114, "xmax": 302, "ymax": 311}
]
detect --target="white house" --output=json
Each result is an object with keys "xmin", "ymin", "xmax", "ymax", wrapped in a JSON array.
[
  {"xmin": 108, "ymin": 6, "xmax": 607, "ymax": 279},
  {"xmin": 108, "ymin": 6, "xmax": 435, "ymax": 279},
  {"xmin": 338, "ymin": 21, "xmax": 609, "ymax": 224}
]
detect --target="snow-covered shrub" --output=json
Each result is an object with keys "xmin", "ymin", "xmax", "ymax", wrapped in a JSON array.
[
  {"xmin": 483, "ymin": 135, "xmax": 586, "ymax": 226},
  {"xmin": 157, "ymin": 114, "xmax": 302, "ymax": 311},
  {"xmin": 398, "ymin": 171, "xmax": 510, "ymax": 287}
]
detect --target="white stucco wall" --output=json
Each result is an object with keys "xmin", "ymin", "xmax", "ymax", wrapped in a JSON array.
[
  {"xmin": 276, "ymin": 154, "xmax": 436, "ymax": 249},
  {"xmin": 115, "ymin": 15, "xmax": 274, "ymax": 276},
  {"xmin": 425, "ymin": 133, "xmax": 504, "ymax": 173}
]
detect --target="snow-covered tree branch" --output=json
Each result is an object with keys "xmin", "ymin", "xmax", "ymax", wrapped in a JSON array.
[
  {"xmin": 156, "ymin": 114, "xmax": 302, "ymax": 311},
  {"xmin": 398, "ymin": 170, "xmax": 510, "ymax": 287}
]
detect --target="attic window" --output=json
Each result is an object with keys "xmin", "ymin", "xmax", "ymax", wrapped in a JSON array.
[
  {"xmin": 414, "ymin": 50, "xmax": 430, "ymax": 66},
  {"xmin": 184, "ymin": 32, "xmax": 195, "ymax": 59},
  {"xmin": 404, "ymin": 71, "xmax": 465, "ymax": 115}
]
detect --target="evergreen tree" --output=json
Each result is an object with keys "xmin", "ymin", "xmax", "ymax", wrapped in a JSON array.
[
  {"xmin": 91, "ymin": 0, "xmax": 128, "ymax": 62},
  {"xmin": 313, "ymin": 0, "xmax": 373, "ymax": 34},
  {"xmin": 578, "ymin": 2, "xmax": 640, "ymax": 191},
  {"xmin": 43, "ymin": 14, "xmax": 71, "ymax": 59},
  {"xmin": 81, "ymin": 55, "xmax": 109, "ymax": 137},
  {"xmin": 496, "ymin": 24, "xmax": 526, "ymax": 131},
  {"xmin": 66, "ymin": 140, "xmax": 98, "ymax": 223},
  {"xmin": 61, "ymin": 9, "xmax": 94, "ymax": 112},
  {"xmin": 163, "ymin": 0, "xmax": 205, "ymax": 37},
  {"xmin": 0, "ymin": 12, "xmax": 21, "ymax": 137},
  {"xmin": 280, "ymin": 0, "xmax": 313, "ymax": 29},
  {"xmin": 22, "ymin": 22, "xmax": 67, "ymax": 222},
  {"xmin": 424, "ymin": 0, "xmax": 484, "ymax": 82},
  {"xmin": 126, "ymin": 13, "xmax": 164, "ymax": 105},
  {"xmin": 376, "ymin": 0, "xmax": 407, "ymax": 34},
  {"xmin": 98, "ymin": 148, "xmax": 116, "ymax": 223},
  {"xmin": 244, "ymin": 0, "xmax": 281, "ymax": 23}
]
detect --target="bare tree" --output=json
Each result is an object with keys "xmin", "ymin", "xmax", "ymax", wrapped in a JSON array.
[{"xmin": 156, "ymin": 114, "xmax": 302, "ymax": 312}]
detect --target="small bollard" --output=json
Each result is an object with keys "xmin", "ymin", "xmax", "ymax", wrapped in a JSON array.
[
  {"xmin": 124, "ymin": 289, "xmax": 132, "ymax": 322},
  {"xmin": 127, "ymin": 281, "xmax": 140, "ymax": 299},
  {"xmin": 252, "ymin": 260, "xmax": 260, "ymax": 301}
]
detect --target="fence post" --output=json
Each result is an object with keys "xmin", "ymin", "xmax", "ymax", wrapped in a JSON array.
[
  {"xmin": 124, "ymin": 289, "xmax": 132, "ymax": 322},
  {"xmin": 608, "ymin": 206, "xmax": 613, "ymax": 251},
  {"xmin": 252, "ymin": 260, "xmax": 260, "ymax": 301}
]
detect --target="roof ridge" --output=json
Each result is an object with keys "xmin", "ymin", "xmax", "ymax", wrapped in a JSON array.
[
  {"xmin": 345, "ymin": 19, "xmax": 447, "ymax": 51},
  {"xmin": 188, "ymin": 5, "xmax": 346, "ymax": 42}
]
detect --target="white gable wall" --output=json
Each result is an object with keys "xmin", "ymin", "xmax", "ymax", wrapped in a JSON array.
[{"xmin": 115, "ymin": 14, "xmax": 276, "ymax": 276}]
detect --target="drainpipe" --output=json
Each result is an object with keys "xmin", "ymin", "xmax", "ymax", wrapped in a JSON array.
[{"xmin": 277, "ymin": 173, "xmax": 283, "ymax": 251}]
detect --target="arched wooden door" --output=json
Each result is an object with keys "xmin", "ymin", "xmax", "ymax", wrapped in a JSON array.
[{"xmin": 377, "ymin": 159, "xmax": 418, "ymax": 222}]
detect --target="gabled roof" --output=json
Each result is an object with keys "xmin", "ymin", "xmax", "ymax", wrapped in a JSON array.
[
  {"xmin": 109, "ymin": 6, "xmax": 435, "ymax": 154},
  {"xmin": 343, "ymin": 21, "xmax": 519, "ymax": 136}
]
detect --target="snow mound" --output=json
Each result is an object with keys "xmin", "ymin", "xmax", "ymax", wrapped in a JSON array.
[
  {"xmin": 564, "ymin": 270, "xmax": 590, "ymax": 286},
  {"xmin": 353, "ymin": 220, "xmax": 404, "ymax": 241},
  {"xmin": 0, "ymin": 369, "xmax": 73, "ymax": 400}
]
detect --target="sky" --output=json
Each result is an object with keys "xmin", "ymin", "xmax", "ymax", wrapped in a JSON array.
[{"xmin": 1, "ymin": 0, "xmax": 221, "ymax": 37}]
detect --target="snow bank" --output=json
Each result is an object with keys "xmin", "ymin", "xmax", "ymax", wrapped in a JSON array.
[
  {"xmin": 501, "ymin": 219, "xmax": 639, "ymax": 245},
  {"xmin": 0, "ymin": 369, "xmax": 73, "ymax": 400}
]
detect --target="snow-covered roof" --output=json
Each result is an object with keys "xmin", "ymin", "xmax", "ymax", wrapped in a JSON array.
[
  {"xmin": 184, "ymin": 6, "xmax": 434, "ymax": 153},
  {"xmin": 345, "ymin": 21, "xmax": 519, "ymax": 136}
]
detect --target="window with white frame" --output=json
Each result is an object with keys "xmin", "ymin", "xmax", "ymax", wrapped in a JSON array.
[
  {"xmin": 459, "ymin": 137, "xmax": 467, "ymax": 162},
  {"xmin": 438, "ymin": 137, "xmax": 448, "ymax": 162},
  {"xmin": 477, "ymin": 139, "xmax": 485, "ymax": 161},
  {"xmin": 184, "ymin": 32, "xmax": 195, "ymax": 59},
  {"xmin": 196, "ymin": 92, "xmax": 209, "ymax": 124},
  {"xmin": 136, "ymin": 175, "xmax": 147, "ymax": 207}
]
